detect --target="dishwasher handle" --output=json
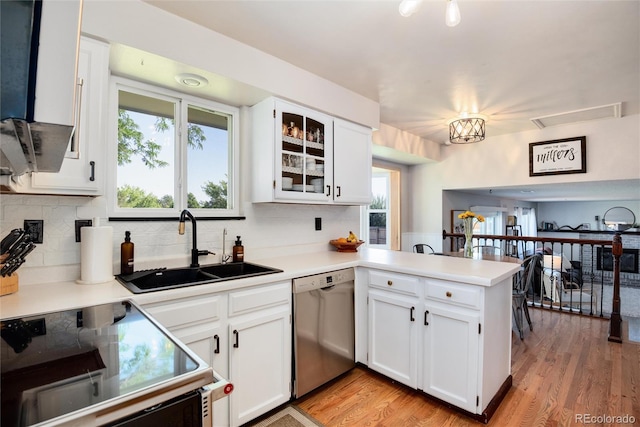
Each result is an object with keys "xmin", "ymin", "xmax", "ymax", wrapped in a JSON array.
[{"xmin": 320, "ymin": 285, "xmax": 336, "ymax": 291}]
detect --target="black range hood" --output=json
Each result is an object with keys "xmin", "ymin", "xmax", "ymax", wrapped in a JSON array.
[{"xmin": 0, "ymin": 0, "xmax": 81, "ymax": 176}]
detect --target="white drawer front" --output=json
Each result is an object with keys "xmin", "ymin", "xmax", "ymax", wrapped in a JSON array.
[
  {"xmin": 144, "ymin": 294, "xmax": 223, "ymax": 328},
  {"xmin": 368, "ymin": 269, "xmax": 419, "ymax": 296},
  {"xmin": 228, "ymin": 281, "xmax": 291, "ymax": 317},
  {"xmin": 425, "ymin": 279, "xmax": 482, "ymax": 310}
]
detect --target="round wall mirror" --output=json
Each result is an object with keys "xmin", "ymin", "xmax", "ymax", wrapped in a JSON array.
[{"xmin": 603, "ymin": 206, "xmax": 636, "ymax": 231}]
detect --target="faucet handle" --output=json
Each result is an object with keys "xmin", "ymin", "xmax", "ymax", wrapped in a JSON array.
[{"xmin": 198, "ymin": 250, "xmax": 215, "ymax": 257}]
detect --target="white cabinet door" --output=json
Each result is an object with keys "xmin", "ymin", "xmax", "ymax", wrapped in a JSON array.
[
  {"xmin": 30, "ymin": 37, "xmax": 109, "ymax": 195},
  {"xmin": 333, "ymin": 119, "xmax": 372, "ymax": 205},
  {"xmin": 171, "ymin": 323, "xmax": 229, "ymax": 427},
  {"xmin": 368, "ymin": 290, "xmax": 419, "ymax": 388},
  {"xmin": 274, "ymin": 100, "xmax": 333, "ymax": 203},
  {"xmin": 228, "ymin": 307, "xmax": 291, "ymax": 426},
  {"xmin": 422, "ymin": 304, "xmax": 480, "ymax": 413},
  {"xmin": 251, "ymin": 97, "xmax": 372, "ymax": 206}
]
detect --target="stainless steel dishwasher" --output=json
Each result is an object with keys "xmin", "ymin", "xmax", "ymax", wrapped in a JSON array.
[{"xmin": 292, "ymin": 268, "xmax": 355, "ymax": 398}]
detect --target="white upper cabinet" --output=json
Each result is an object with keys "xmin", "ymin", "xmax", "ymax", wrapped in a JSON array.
[
  {"xmin": 251, "ymin": 97, "xmax": 372, "ymax": 205},
  {"xmin": 333, "ymin": 118, "xmax": 372, "ymax": 205},
  {"xmin": 27, "ymin": 37, "xmax": 109, "ymax": 195}
]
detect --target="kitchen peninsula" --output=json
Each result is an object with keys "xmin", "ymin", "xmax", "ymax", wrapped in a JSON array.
[{"xmin": 0, "ymin": 248, "xmax": 520, "ymax": 424}]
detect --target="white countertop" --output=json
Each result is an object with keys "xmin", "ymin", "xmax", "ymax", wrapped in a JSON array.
[{"xmin": 0, "ymin": 248, "xmax": 520, "ymax": 320}]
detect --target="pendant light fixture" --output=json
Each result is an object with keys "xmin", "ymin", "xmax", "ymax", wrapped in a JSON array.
[
  {"xmin": 398, "ymin": 0, "xmax": 461, "ymax": 27},
  {"xmin": 398, "ymin": 0, "xmax": 422, "ymax": 17},
  {"xmin": 445, "ymin": 0, "xmax": 461, "ymax": 27},
  {"xmin": 448, "ymin": 115, "xmax": 486, "ymax": 144}
]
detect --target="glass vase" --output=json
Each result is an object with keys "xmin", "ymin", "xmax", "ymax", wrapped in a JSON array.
[{"xmin": 464, "ymin": 235, "xmax": 473, "ymax": 258}]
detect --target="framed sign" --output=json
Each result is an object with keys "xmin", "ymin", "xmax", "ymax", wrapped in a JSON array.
[{"xmin": 529, "ymin": 136, "xmax": 586, "ymax": 177}]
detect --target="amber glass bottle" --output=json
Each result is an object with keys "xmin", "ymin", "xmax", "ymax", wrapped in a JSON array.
[
  {"xmin": 120, "ymin": 231, "xmax": 134, "ymax": 274},
  {"xmin": 233, "ymin": 236, "xmax": 244, "ymax": 263}
]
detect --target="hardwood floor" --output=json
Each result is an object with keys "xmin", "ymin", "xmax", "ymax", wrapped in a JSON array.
[{"xmin": 295, "ymin": 308, "xmax": 640, "ymax": 426}]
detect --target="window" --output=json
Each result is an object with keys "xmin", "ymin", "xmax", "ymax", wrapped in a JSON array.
[
  {"xmin": 108, "ymin": 77, "xmax": 239, "ymax": 217},
  {"xmin": 368, "ymin": 172, "xmax": 390, "ymax": 248},
  {"xmin": 364, "ymin": 166, "xmax": 400, "ymax": 250}
]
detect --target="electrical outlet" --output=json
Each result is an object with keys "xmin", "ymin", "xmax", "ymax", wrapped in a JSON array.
[
  {"xmin": 75, "ymin": 219, "xmax": 93, "ymax": 242},
  {"xmin": 24, "ymin": 220, "xmax": 44, "ymax": 244},
  {"xmin": 315, "ymin": 217, "xmax": 322, "ymax": 231}
]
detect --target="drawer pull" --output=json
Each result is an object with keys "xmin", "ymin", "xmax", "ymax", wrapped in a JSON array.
[
  {"xmin": 387, "ymin": 280, "xmax": 393, "ymax": 286},
  {"xmin": 446, "ymin": 291, "xmax": 452, "ymax": 297}
]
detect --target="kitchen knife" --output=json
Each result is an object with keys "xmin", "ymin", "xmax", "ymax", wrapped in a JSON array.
[
  {"xmin": 1, "ymin": 229, "xmax": 23, "ymax": 256},
  {"xmin": 1, "ymin": 242, "xmax": 35, "ymax": 276},
  {"xmin": 3, "ymin": 231, "xmax": 30, "ymax": 259}
]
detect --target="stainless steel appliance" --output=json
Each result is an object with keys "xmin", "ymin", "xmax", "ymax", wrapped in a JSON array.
[
  {"xmin": 0, "ymin": 301, "xmax": 232, "ymax": 426},
  {"xmin": 292, "ymin": 268, "xmax": 355, "ymax": 398},
  {"xmin": 1, "ymin": 0, "xmax": 82, "ymax": 177}
]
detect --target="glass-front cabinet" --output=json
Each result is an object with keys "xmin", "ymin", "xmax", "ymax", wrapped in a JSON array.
[
  {"xmin": 251, "ymin": 98, "xmax": 334, "ymax": 203},
  {"xmin": 251, "ymin": 97, "xmax": 371, "ymax": 205},
  {"xmin": 275, "ymin": 103, "xmax": 333, "ymax": 202}
]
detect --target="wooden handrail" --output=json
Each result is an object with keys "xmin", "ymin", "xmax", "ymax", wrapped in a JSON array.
[{"xmin": 442, "ymin": 230, "xmax": 613, "ymax": 247}]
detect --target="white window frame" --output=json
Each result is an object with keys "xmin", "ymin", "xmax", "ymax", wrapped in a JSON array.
[
  {"xmin": 107, "ymin": 77, "xmax": 240, "ymax": 218},
  {"xmin": 366, "ymin": 171, "xmax": 391, "ymax": 249}
]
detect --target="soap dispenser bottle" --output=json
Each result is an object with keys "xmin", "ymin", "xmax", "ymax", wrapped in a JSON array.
[
  {"xmin": 233, "ymin": 236, "xmax": 244, "ymax": 263},
  {"xmin": 121, "ymin": 231, "xmax": 134, "ymax": 274}
]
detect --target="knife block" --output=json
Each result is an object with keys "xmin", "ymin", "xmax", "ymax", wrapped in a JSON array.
[
  {"xmin": 0, "ymin": 271, "xmax": 19, "ymax": 296},
  {"xmin": 0, "ymin": 256, "xmax": 19, "ymax": 296}
]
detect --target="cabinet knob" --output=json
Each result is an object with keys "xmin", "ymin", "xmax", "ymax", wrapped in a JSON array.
[
  {"xmin": 446, "ymin": 291, "xmax": 452, "ymax": 297},
  {"xmin": 387, "ymin": 280, "xmax": 393, "ymax": 286}
]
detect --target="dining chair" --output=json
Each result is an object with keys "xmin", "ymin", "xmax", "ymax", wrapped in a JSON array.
[
  {"xmin": 413, "ymin": 244, "xmax": 435, "ymax": 254},
  {"xmin": 542, "ymin": 270, "xmax": 598, "ymax": 313},
  {"xmin": 512, "ymin": 254, "xmax": 540, "ymax": 339}
]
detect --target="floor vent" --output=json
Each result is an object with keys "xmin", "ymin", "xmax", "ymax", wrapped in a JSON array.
[{"xmin": 530, "ymin": 102, "xmax": 621, "ymax": 129}]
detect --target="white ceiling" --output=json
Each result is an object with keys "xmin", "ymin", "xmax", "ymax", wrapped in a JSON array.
[
  {"xmin": 453, "ymin": 179, "xmax": 640, "ymax": 202},
  {"xmin": 116, "ymin": 0, "xmax": 639, "ymax": 201}
]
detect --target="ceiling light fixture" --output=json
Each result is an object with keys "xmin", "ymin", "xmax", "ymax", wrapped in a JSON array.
[
  {"xmin": 399, "ymin": 0, "xmax": 461, "ymax": 26},
  {"xmin": 445, "ymin": 0, "xmax": 461, "ymax": 27},
  {"xmin": 175, "ymin": 73, "xmax": 208, "ymax": 88},
  {"xmin": 398, "ymin": 0, "xmax": 422, "ymax": 17},
  {"xmin": 448, "ymin": 116, "xmax": 486, "ymax": 144}
]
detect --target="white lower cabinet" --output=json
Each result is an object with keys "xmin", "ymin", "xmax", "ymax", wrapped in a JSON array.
[
  {"xmin": 422, "ymin": 303, "xmax": 480, "ymax": 413},
  {"xmin": 365, "ymin": 269, "xmax": 511, "ymax": 419},
  {"xmin": 367, "ymin": 289, "xmax": 418, "ymax": 388},
  {"xmin": 141, "ymin": 281, "xmax": 291, "ymax": 427},
  {"xmin": 227, "ymin": 283, "xmax": 291, "ymax": 426}
]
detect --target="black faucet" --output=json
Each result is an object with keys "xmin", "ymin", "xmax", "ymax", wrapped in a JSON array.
[{"xmin": 179, "ymin": 209, "xmax": 212, "ymax": 268}]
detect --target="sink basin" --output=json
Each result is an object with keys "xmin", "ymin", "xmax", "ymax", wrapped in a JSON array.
[
  {"xmin": 199, "ymin": 262, "xmax": 280, "ymax": 278},
  {"xmin": 116, "ymin": 262, "xmax": 283, "ymax": 294}
]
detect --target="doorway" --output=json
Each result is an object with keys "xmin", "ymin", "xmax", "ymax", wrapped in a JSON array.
[{"xmin": 364, "ymin": 166, "xmax": 400, "ymax": 250}]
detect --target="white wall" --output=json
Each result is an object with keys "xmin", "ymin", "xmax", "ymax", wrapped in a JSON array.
[
  {"xmin": 0, "ymin": 107, "xmax": 360, "ymax": 285},
  {"xmin": 410, "ymin": 114, "xmax": 640, "ymax": 246},
  {"xmin": 537, "ymin": 200, "xmax": 640, "ymax": 231},
  {"xmin": 81, "ymin": 0, "xmax": 379, "ymax": 130}
]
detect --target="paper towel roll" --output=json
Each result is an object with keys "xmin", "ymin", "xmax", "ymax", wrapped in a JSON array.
[{"xmin": 78, "ymin": 223, "xmax": 114, "ymax": 285}]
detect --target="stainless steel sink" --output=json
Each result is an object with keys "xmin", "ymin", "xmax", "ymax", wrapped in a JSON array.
[{"xmin": 116, "ymin": 262, "xmax": 283, "ymax": 294}]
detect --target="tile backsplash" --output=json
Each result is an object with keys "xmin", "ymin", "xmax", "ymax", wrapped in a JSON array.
[{"xmin": 0, "ymin": 194, "xmax": 360, "ymax": 285}]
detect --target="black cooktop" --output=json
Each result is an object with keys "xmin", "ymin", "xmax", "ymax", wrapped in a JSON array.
[{"xmin": 1, "ymin": 301, "xmax": 201, "ymax": 426}]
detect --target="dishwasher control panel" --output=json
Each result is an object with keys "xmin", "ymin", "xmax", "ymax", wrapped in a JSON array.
[{"xmin": 292, "ymin": 268, "xmax": 355, "ymax": 293}]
